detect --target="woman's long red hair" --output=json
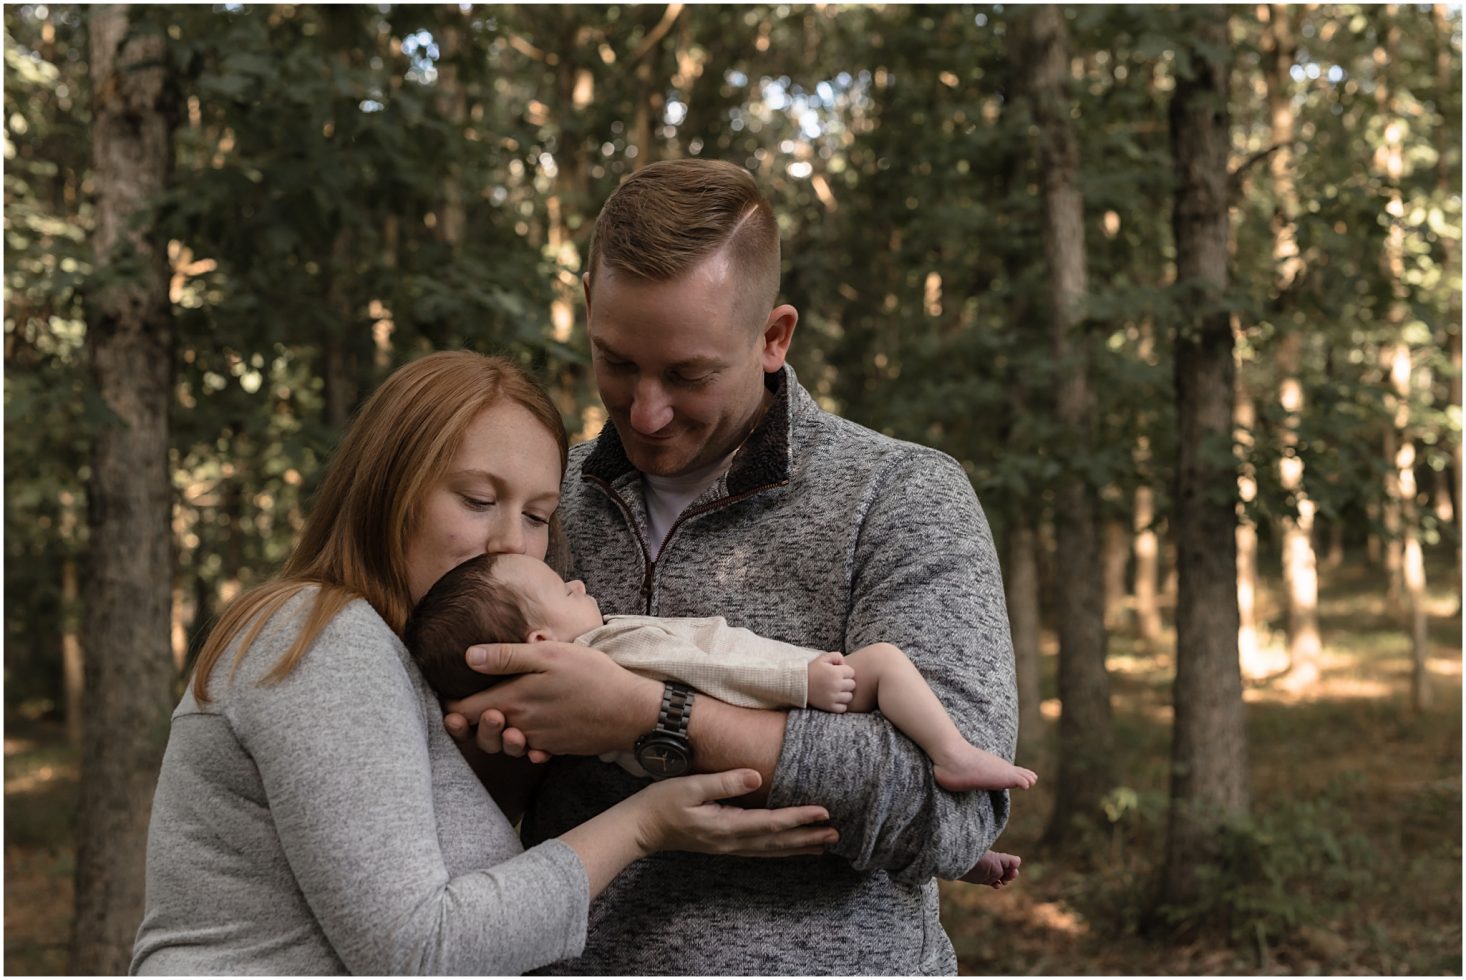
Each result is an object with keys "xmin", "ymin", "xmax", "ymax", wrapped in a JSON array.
[{"xmin": 191, "ymin": 351, "xmax": 568, "ymax": 702}]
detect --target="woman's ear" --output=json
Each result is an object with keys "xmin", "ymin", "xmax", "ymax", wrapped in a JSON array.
[{"xmin": 526, "ymin": 628, "xmax": 552, "ymax": 643}]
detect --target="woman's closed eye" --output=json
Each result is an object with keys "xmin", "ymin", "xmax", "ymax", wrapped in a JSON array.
[
  {"xmin": 524, "ymin": 512, "xmax": 551, "ymax": 527},
  {"xmin": 461, "ymin": 494, "xmax": 494, "ymax": 510}
]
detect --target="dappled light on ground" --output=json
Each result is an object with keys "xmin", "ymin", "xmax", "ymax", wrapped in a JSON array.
[{"xmin": 946, "ymin": 554, "xmax": 1461, "ymax": 975}]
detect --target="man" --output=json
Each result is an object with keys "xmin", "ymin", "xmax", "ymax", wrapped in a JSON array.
[{"xmin": 450, "ymin": 159, "xmax": 1017, "ymax": 974}]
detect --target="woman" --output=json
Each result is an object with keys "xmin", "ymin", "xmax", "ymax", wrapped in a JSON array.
[{"xmin": 131, "ymin": 351, "xmax": 834, "ymax": 975}]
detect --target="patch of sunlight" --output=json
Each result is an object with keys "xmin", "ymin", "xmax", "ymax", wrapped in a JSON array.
[
  {"xmin": 1137, "ymin": 700, "xmax": 1174, "ymax": 723},
  {"xmin": 1028, "ymin": 900, "xmax": 1089, "ymax": 936},
  {"xmin": 1429, "ymin": 656, "xmax": 1462, "ymax": 677},
  {"xmin": 1040, "ymin": 698, "xmax": 1061, "ymax": 721},
  {"xmin": 1107, "ymin": 651, "xmax": 1174, "ymax": 675},
  {"xmin": 1250, "ymin": 673, "xmax": 1397, "ymax": 704},
  {"xmin": 4, "ymin": 737, "xmax": 35, "ymax": 757},
  {"xmin": 1241, "ymin": 643, "xmax": 1290, "ymax": 680},
  {"xmin": 6, "ymin": 764, "xmax": 61, "ymax": 795}
]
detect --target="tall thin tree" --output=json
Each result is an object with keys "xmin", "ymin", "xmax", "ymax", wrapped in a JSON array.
[
  {"xmin": 1264, "ymin": 3, "xmax": 1324, "ymax": 690},
  {"xmin": 1156, "ymin": 6, "xmax": 1250, "ymax": 916},
  {"xmin": 1011, "ymin": 4, "xmax": 1113, "ymax": 842},
  {"xmin": 71, "ymin": 5, "xmax": 178, "ymax": 973}
]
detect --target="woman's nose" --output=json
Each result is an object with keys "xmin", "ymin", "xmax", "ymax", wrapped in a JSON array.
[
  {"xmin": 487, "ymin": 515, "xmax": 527, "ymax": 555},
  {"xmin": 569, "ymin": 579, "xmax": 586, "ymax": 594}
]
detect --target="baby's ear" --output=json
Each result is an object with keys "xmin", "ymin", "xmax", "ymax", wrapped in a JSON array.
[{"xmin": 526, "ymin": 628, "xmax": 552, "ymax": 643}]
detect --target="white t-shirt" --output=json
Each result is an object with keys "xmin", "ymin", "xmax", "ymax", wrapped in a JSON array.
[{"xmin": 642, "ymin": 452, "xmax": 735, "ymax": 560}]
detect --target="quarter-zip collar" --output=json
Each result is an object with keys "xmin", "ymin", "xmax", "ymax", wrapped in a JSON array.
[{"xmin": 582, "ymin": 364, "xmax": 795, "ymax": 498}]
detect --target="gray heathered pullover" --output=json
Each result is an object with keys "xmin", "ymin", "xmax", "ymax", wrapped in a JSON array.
[
  {"xmin": 131, "ymin": 592, "xmax": 589, "ymax": 975},
  {"xmin": 523, "ymin": 364, "xmax": 1018, "ymax": 976}
]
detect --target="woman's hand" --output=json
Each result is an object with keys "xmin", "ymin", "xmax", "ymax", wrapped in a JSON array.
[{"xmin": 628, "ymin": 768, "xmax": 837, "ymax": 858}]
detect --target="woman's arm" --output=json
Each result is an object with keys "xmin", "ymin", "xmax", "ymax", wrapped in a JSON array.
[{"xmin": 233, "ymin": 606, "xmax": 833, "ymax": 974}]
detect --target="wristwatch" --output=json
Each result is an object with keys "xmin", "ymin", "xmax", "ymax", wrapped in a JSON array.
[{"xmin": 633, "ymin": 682, "xmax": 695, "ymax": 779}]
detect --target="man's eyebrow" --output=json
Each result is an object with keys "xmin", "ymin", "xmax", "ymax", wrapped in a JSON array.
[{"xmin": 590, "ymin": 338, "xmax": 723, "ymax": 372}]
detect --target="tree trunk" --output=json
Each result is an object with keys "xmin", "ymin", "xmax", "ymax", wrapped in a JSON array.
[
  {"xmin": 1005, "ymin": 519, "xmax": 1045, "ymax": 765},
  {"xmin": 434, "ymin": 12, "xmax": 468, "ymax": 249},
  {"xmin": 1235, "ymin": 374, "xmax": 1263, "ymax": 676},
  {"xmin": 1102, "ymin": 515, "xmax": 1130, "ymax": 631},
  {"xmin": 1437, "ymin": 3, "xmax": 1462, "ymax": 615},
  {"xmin": 322, "ymin": 226, "xmax": 358, "ymax": 433},
  {"xmin": 60, "ymin": 490, "xmax": 85, "ymax": 745},
  {"xmin": 1373, "ymin": 10, "xmax": 1430, "ymax": 710},
  {"xmin": 1264, "ymin": 4, "xmax": 1323, "ymax": 689},
  {"xmin": 1012, "ymin": 5, "xmax": 1112, "ymax": 843},
  {"xmin": 71, "ymin": 6, "xmax": 177, "ymax": 973},
  {"xmin": 1132, "ymin": 476, "xmax": 1164, "ymax": 642},
  {"xmin": 1155, "ymin": 8, "xmax": 1250, "ymax": 920}
]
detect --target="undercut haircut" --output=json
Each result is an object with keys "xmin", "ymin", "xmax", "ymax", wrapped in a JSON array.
[
  {"xmin": 404, "ymin": 554, "xmax": 531, "ymax": 701},
  {"xmin": 586, "ymin": 159, "xmax": 781, "ymax": 332}
]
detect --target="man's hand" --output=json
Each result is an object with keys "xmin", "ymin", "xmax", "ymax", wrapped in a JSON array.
[{"xmin": 443, "ymin": 641, "xmax": 663, "ymax": 760}]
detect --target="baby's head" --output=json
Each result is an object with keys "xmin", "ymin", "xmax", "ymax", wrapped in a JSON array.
[{"xmin": 404, "ymin": 553, "xmax": 603, "ymax": 699}]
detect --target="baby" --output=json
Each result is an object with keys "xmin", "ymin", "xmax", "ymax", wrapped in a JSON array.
[{"xmin": 407, "ymin": 552, "xmax": 1032, "ymax": 887}]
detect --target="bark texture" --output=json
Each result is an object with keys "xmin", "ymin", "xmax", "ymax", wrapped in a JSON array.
[
  {"xmin": 1373, "ymin": 11, "xmax": 1431, "ymax": 710},
  {"xmin": 1156, "ymin": 8, "xmax": 1250, "ymax": 916},
  {"xmin": 1012, "ymin": 5, "xmax": 1113, "ymax": 843},
  {"xmin": 71, "ymin": 6, "xmax": 177, "ymax": 973},
  {"xmin": 1005, "ymin": 520, "xmax": 1045, "ymax": 764},
  {"xmin": 1265, "ymin": 4, "xmax": 1322, "ymax": 688}
]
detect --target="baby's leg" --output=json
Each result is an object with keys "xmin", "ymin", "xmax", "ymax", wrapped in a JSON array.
[{"xmin": 845, "ymin": 643, "xmax": 1038, "ymax": 792}]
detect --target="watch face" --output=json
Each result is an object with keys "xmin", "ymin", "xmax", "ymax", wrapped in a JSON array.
[{"xmin": 636, "ymin": 736, "xmax": 690, "ymax": 778}]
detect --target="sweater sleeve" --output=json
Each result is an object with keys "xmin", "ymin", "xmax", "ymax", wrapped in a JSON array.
[
  {"xmin": 589, "ymin": 617, "xmax": 813, "ymax": 709},
  {"xmin": 767, "ymin": 449, "xmax": 1017, "ymax": 886},
  {"xmin": 226, "ymin": 602, "xmax": 589, "ymax": 975}
]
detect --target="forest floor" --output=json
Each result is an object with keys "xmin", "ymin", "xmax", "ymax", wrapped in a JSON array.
[
  {"xmin": 944, "ymin": 553, "xmax": 1463, "ymax": 976},
  {"xmin": 4, "ymin": 554, "xmax": 1462, "ymax": 975}
]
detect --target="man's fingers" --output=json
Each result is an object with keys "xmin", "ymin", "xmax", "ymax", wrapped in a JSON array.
[
  {"xmin": 500, "ymin": 726, "xmax": 528, "ymax": 758},
  {"xmin": 443, "ymin": 711, "xmax": 469, "ymax": 741}
]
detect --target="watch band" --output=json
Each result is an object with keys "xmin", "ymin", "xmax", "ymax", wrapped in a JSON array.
[{"xmin": 656, "ymin": 682, "xmax": 695, "ymax": 738}]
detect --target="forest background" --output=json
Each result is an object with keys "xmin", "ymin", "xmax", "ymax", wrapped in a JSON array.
[{"xmin": 3, "ymin": 3, "xmax": 1461, "ymax": 975}]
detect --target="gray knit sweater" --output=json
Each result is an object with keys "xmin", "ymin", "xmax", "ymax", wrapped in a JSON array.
[
  {"xmin": 523, "ymin": 365, "xmax": 1018, "ymax": 975},
  {"xmin": 131, "ymin": 592, "xmax": 589, "ymax": 975}
]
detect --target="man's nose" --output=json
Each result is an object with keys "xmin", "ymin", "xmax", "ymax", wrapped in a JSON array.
[{"xmin": 629, "ymin": 379, "xmax": 674, "ymax": 434}]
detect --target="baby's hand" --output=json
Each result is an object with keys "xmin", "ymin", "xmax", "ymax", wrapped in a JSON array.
[{"xmin": 807, "ymin": 652, "xmax": 857, "ymax": 712}]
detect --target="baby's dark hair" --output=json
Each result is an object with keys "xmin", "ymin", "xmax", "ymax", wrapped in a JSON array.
[{"xmin": 404, "ymin": 554, "xmax": 532, "ymax": 700}]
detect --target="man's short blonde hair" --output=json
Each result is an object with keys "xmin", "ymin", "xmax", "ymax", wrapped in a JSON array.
[{"xmin": 586, "ymin": 159, "xmax": 781, "ymax": 330}]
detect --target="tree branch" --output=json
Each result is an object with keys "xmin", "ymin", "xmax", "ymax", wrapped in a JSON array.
[{"xmin": 630, "ymin": 4, "xmax": 684, "ymax": 63}]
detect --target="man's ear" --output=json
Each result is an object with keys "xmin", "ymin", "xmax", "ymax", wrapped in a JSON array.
[
  {"xmin": 581, "ymin": 272, "xmax": 593, "ymax": 320},
  {"xmin": 526, "ymin": 628, "xmax": 552, "ymax": 643},
  {"xmin": 759, "ymin": 304, "xmax": 798, "ymax": 373}
]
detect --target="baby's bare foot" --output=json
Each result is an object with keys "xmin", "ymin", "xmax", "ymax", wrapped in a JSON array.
[
  {"xmin": 960, "ymin": 849, "xmax": 1021, "ymax": 888},
  {"xmin": 933, "ymin": 742, "xmax": 1038, "ymax": 792}
]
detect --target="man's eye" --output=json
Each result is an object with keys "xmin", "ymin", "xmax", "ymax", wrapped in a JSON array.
[{"xmin": 671, "ymin": 372, "xmax": 713, "ymax": 388}]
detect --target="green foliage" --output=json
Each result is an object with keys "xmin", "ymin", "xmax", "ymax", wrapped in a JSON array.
[
  {"xmin": 1153, "ymin": 778, "xmax": 1377, "ymax": 950},
  {"xmin": 3, "ymin": 3, "xmax": 1460, "ymax": 712},
  {"xmin": 1071, "ymin": 775, "xmax": 1379, "ymax": 954}
]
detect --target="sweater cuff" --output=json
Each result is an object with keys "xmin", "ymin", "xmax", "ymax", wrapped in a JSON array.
[{"xmin": 511, "ymin": 839, "xmax": 590, "ymax": 963}]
